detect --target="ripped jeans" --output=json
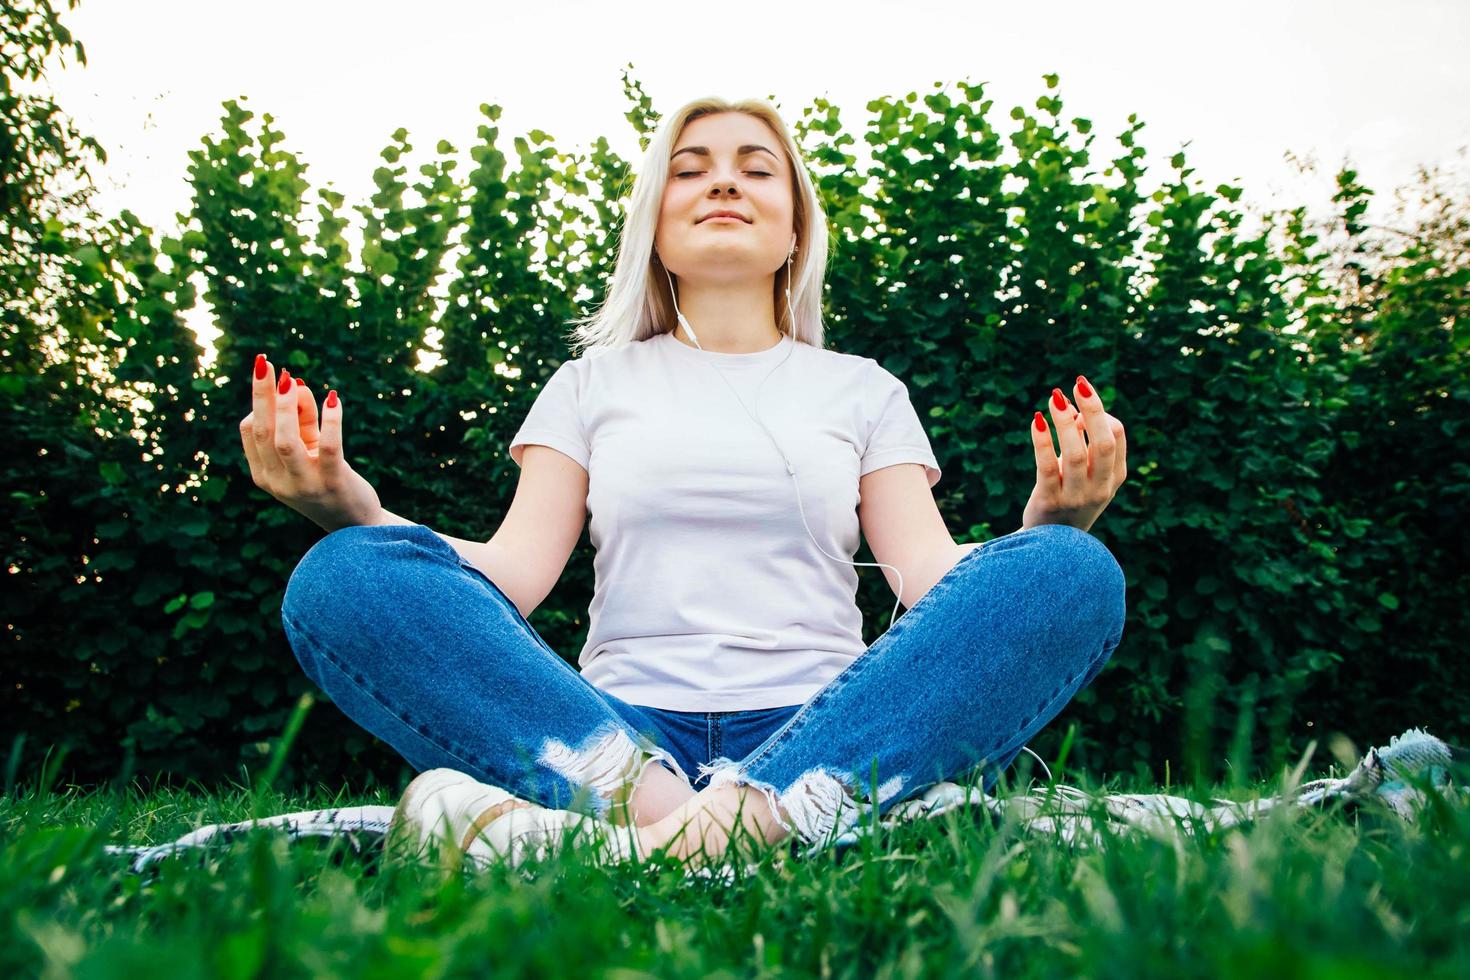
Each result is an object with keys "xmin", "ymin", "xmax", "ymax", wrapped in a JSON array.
[{"xmin": 280, "ymin": 521, "xmax": 1126, "ymax": 856}]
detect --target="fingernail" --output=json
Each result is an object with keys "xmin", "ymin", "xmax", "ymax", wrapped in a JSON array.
[
  {"xmin": 1034, "ymin": 411, "xmax": 1047, "ymax": 432},
  {"xmin": 1051, "ymin": 388, "xmax": 1068, "ymax": 412},
  {"xmin": 278, "ymin": 369, "xmax": 292, "ymax": 395},
  {"xmin": 294, "ymin": 378, "xmax": 304, "ymax": 387},
  {"xmin": 326, "ymin": 390, "xmax": 339, "ymax": 409},
  {"xmin": 255, "ymin": 354, "xmax": 267, "ymax": 380},
  {"xmin": 1077, "ymin": 376, "xmax": 1093, "ymax": 399}
]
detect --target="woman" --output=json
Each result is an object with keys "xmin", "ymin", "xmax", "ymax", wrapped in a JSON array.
[{"xmin": 240, "ymin": 96, "xmax": 1129, "ymax": 873}]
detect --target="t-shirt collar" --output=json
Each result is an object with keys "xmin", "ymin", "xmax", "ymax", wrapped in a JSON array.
[{"xmin": 659, "ymin": 328, "xmax": 793, "ymax": 368}]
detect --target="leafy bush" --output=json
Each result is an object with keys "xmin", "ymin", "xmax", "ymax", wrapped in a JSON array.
[{"xmin": 3, "ymin": 3, "xmax": 1465, "ymax": 793}]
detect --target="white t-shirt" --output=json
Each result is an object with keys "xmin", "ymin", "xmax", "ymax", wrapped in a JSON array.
[{"xmin": 507, "ymin": 329, "xmax": 942, "ymax": 711}]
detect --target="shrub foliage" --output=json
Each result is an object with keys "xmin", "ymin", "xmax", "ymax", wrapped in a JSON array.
[{"xmin": 3, "ymin": 2, "xmax": 1466, "ymax": 792}]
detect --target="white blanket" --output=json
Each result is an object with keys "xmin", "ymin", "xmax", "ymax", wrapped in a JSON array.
[{"xmin": 100, "ymin": 728, "xmax": 1455, "ymax": 875}]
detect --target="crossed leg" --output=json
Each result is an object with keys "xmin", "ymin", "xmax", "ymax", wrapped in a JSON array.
[
  {"xmin": 603, "ymin": 748, "xmax": 801, "ymax": 865},
  {"xmin": 603, "ymin": 750, "xmax": 794, "ymax": 842},
  {"xmin": 633, "ymin": 781, "xmax": 795, "ymax": 866},
  {"xmin": 613, "ymin": 757, "xmax": 701, "ymax": 827},
  {"xmin": 615, "ymin": 525, "xmax": 1125, "ymax": 868},
  {"xmin": 454, "ymin": 525, "xmax": 1120, "ymax": 868}
]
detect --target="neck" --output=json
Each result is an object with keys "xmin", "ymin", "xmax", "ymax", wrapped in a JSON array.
[{"xmin": 668, "ymin": 274, "xmax": 783, "ymax": 353}]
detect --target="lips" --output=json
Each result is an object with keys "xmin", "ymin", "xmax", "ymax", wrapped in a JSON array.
[{"xmin": 699, "ymin": 210, "xmax": 749, "ymax": 223}]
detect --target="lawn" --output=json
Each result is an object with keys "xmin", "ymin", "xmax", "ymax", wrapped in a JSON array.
[{"xmin": 3, "ymin": 738, "xmax": 1466, "ymax": 980}]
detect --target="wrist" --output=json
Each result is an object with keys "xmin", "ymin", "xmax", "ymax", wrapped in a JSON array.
[{"xmin": 310, "ymin": 504, "xmax": 389, "ymax": 534}]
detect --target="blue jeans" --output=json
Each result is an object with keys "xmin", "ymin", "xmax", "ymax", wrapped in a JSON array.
[{"xmin": 281, "ymin": 521, "xmax": 1125, "ymax": 853}]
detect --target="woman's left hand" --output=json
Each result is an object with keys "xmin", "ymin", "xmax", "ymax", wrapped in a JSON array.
[{"xmin": 1021, "ymin": 375, "xmax": 1127, "ymax": 534}]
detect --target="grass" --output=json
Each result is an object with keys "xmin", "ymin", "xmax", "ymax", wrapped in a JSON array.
[{"xmin": 3, "ymin": 739, "xmax": 1467, "ymax": 980}]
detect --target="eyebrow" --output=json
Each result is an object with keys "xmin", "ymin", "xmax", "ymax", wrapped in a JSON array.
[{"xmin": 669, "ymin": 144, "xmax": 780, "ymax": 165}]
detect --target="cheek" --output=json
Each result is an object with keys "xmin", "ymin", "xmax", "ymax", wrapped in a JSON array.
[
  {"xmin": 655, "ymin": 209, "xmax": 681, "ymax": 245},
  {"xmin": 659, "ymin": 187, "xmax": 694, "ymax": 226},
  {"xmin": 664, "ymin": 178, "xmax": 697, "ymax": 203}
]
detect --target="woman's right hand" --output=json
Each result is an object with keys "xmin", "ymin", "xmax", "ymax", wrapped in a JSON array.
[{"xmin": 239, "ymin": 353, "xmax": 383, "ymax": 532}]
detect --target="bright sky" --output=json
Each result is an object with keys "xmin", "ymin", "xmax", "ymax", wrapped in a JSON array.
[{"xmin": 41, "ymin": 0, "xmax": 1470, "ymax": 361}]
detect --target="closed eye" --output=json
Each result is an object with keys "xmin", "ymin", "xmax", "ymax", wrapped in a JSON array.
[{"xmin": 675, "ymin": 171, "xmax": 773, "ymax": 178}]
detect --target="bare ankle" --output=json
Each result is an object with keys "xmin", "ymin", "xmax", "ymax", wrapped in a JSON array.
[{"xmin": 616, "ymin": 760, "xmax": 697, "ymax": 827}]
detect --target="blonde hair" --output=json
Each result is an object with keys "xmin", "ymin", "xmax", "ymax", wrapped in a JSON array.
[{"xmin": 565, "ymin": 96, "xmax": 831, "ymax": 358}]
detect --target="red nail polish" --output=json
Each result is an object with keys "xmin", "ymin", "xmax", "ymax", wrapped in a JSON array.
[
  {"xmin": 294, "ymin": 378, "xmax": 304, "ymax": 387},
  {"xmin": 326, "ymin": 390, "xmax": 338, "ymax": 409},
  {"xmin": 1077, "ymin": 376, "xmax": 1093, "ymax": 399},
  {"xmin": 1034, "ymin": 411, "xmax": 1047, "ymax": 432},
  {"xmin": 255, "ymin": 354, "xmax": 267, "ymax": 380},
  {"xmin": 1051, "ymin": 388, "xmax": 1068, "ymax": 412},
  {"xmin": 278, "ymin": 370, "xmax": 292, "ymax": 395}
]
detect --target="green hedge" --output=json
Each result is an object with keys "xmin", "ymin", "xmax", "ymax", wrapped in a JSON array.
[{"xmin": 4, "ymin": 3, "xmax": 1466, "ymax": 793}]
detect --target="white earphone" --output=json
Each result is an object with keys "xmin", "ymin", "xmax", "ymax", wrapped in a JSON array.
[{"xmin": 661, "ymin": 239, "xmax": 907, "ymax": 633}]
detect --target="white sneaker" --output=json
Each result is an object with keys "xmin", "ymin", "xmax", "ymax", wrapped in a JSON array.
[
  {"xmin": 462, "ymin": 805, "xmax": 643, "ymax": 872},
  {"xmin": 387, "ymin": 767, "xmax": 643, "ymax": 871}
]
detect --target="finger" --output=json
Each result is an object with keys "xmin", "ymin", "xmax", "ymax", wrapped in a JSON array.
[
  {"xmin": 318, "ymin": 387, "xmax": 345, "ymax": 475},
  {"xmin": 1073, "ymin": 376, "xmax": 1119, "ymax": 481},
  {"xmin": 1110, "ymin": 416, "xmax": 1127, "ymax": 490},
  {"xmin": 1074, "ymin": 374, "xmax": 1106, "ymax": 414},
  {"xmin": 1048, "ymin": 387, "xmax": 1086, "ymax": 490},
  {"xmin": 239, "ymin": 411, "xmax": 266, "ymax": 485},
  {"xmin": 293, "ymin": 377, "xmax": 322, "ymax": 455},
  {"xmin": 1030, "ymin": 410, "xmax": 1061, "ymax": 489},
  {"xmin": 251, "ymin": 354, "xmax": 284, "ymax": 482},
  {"xmin": 272, "ymin": 365, "xmax": 311, "ymax": 482},
  {"xmin": 1076, "ymin": 415, "xmax": 1091, "ymax": 477}
]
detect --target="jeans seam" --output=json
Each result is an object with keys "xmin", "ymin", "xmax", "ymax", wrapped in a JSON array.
[
  {"xmin": 734, "ymin": 662, "xmax": 863, "ymax": 775},
  {"xmin": 971, "ymin": 650, "xmax": 1104, "ymax": 782},
  {"xmin": 453, "ymin": 562, "xmax": 561, "ymax": 659},
  {"xmin": 404, "ymin": 523, "xmax": 564, "ymax": 663}
]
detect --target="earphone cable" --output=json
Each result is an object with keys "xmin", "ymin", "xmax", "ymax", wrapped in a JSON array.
[
  {"xmin": 662, "ymin": 250, "xmax": 1054, "ymax": 790},
  {"xmin": 663, "ymin": 256, "xmax": 905, "ymax": 633}
]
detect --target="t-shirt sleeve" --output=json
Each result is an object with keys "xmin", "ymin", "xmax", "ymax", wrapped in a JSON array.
[
  {"xmin": 508, "ymin": 360, "xmax": 590, "ymax": 471},
  {"xmin": 859, "ymin": 360, "xmax": 942, "ymax": 488}
]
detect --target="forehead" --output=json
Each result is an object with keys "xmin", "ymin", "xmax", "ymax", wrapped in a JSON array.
[{"xmin": 676, "ymin": 112, "xmax": 778, "ymax": 147}]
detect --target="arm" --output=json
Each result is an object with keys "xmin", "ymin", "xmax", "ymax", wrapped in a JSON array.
[
  {"xmin": 884, "ymin": 541, "xmax": 972, "ymax": 611},
  {"xmin": 367, "ymin": 444, "xmax": 588, "ymax": 620},
  {"xmin": 858, "ymin": 463, "xmax": 972, "ymax": 609}
]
